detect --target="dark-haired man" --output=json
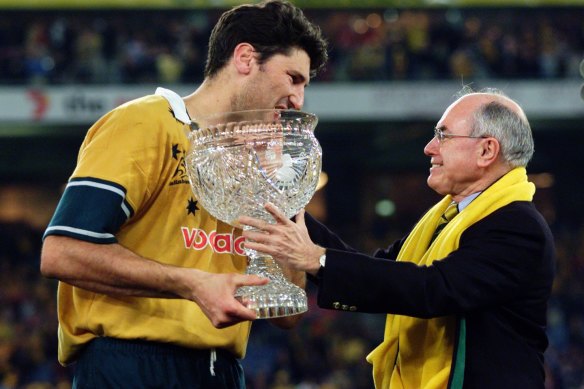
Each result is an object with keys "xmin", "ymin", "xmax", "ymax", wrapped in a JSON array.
[{"xmin": 40, "ymin": 1, "xmax": 328, "ymax": 387}]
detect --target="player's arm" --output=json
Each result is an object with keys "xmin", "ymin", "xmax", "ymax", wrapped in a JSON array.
[
  {"xmin": 41, "ymin": 235, "xmax": 268, "ymax": 328},
  {"xmin": 41, "ymin": 235, "xmax": 190, "ymax": 297}
]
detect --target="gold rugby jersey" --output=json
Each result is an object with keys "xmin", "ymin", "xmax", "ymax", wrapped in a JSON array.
[{"xmin": 44, "ymin": 88, "xmax": 250, "ymax": 365}]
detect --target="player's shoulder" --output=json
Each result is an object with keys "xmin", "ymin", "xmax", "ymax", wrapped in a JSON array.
[
  {"xmin": 86, "ymin": 93, "xmax": 185, "ymax": 146},
  {"xmin": 115, "ymin": 94, "xmax": 174, "ymax": 121}
]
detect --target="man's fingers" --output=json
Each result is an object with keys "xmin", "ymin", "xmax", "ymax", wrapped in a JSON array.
[
  {"xmin": 243, "ymin": 241, "xmax": 275, "ymax": 257},
  {"xmin": 215, "ymin": 304, "xmax": 258, "ymax": 328},
  {"xmin": 238, "ymin": 216, "xmax": 277, "ymax": 233},
  {"xmin": 211, "ymin": 275, "xmax": 268, "ymax": 326},
  {"xmin": 235, "ymin": 274, "xmax": 269, "ymax": 287},
  {"xmin": 295, "ymin": 209, "xmax": 306, "ymax": 225},
  {"xmin": 242, "ymin": 229, "xmax": 270, "ymax": 244},
  {"xmin": 238, "ymin": 215, "xmax": 263, "ymax": 229},
  {"xmin": 264, "ymin": 202, "xmax": 289, "ymax": 224},
  {"xmin": 238, "ymin": 203, "xmax": 290, "ymax": 232}
]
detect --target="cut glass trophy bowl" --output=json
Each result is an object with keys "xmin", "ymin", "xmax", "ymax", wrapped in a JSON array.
[{"xmin": 185, "ymin": 109, "xmax": 322, "ymax": 318}]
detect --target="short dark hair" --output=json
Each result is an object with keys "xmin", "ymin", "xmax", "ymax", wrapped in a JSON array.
[{"xmin": 204, "ymin": 0, "xmax": 328, "ymax": 79}]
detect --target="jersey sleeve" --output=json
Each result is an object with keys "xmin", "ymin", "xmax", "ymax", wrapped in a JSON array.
[
  {"xmin": 43, "ymin": 177, "xmax": 133, "ymax": 243},
  {"xmin": 44, "ymin": 96, "xmax": 172, "ymax": 244}
]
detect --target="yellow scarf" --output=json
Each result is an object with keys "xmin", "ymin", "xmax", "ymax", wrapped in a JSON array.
[{"xmin": 366, "ymin": 167, "xmax": 535, "ymax": 389}]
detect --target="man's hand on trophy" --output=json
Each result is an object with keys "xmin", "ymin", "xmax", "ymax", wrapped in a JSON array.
[
  {"xmin": 238, "ymin": 203, "xmax": 324, "ymax": 276},
  {"xmin": 179, "ymin": 268, "xmax": 269, "ymax": 328}
]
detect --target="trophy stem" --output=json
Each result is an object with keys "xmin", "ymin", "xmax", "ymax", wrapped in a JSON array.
[{"xmin": 235, "ymin": 249, "xmax": 308, "ymax": 319}]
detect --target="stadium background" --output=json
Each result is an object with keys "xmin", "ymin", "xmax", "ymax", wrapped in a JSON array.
[{"xmin": 1, "ymin": 0, "xmax": 583, "ymax": 387}]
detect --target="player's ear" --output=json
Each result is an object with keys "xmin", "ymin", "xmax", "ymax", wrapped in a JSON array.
[{"xmin": 233, "ymin": 43, "xmax": 255, "ymax": 75}]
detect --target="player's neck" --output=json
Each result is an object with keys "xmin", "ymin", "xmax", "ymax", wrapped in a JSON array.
[{"xmin": 187, "ymin": 71, "xmax": 239, "ymax": 119}]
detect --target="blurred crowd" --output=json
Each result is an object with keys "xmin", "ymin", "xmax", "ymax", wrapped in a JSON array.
[
  {"xmin": 545, "ymin": 228, "xmax": 584, "ymax": 389},
  {"xmin": 0, "ymin": 222, "xmax": 69, "ymax": 389},
  {"xmin": 0, "ymin": 7, "xmax": 583, "ymax": 86}
]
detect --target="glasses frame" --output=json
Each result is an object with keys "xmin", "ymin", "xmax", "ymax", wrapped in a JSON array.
[{"xmin": 433, "ymin": 127, "xmax": 488, "ymax": 143}]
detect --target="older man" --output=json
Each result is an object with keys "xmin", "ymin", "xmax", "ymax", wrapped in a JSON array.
[{"xmin": 239, "ymin": 88, "xmax": 556, "ymax": 388}]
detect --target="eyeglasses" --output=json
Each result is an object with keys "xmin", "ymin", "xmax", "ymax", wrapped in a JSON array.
[{"xmin": 433, "ymin": 127, "xmax": 487, "ymax": 143}]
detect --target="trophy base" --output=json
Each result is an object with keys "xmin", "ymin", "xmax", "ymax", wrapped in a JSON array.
[{"xmin": 235, "ymin": 283, "xmax": 308, "ymax": 319}]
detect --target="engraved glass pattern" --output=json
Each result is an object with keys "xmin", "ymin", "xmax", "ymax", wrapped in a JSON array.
[{"xmin": 186, "ymin": 109, "xmax": 321, "ymax": 318}]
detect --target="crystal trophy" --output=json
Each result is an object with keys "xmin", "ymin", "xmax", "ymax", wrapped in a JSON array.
[{"xmin": 185, "ymin": 109, "xmax": 322, "ymax": 318}]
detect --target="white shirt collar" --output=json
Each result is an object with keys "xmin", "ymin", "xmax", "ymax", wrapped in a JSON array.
[
  {"xmin": 155, "ymin": 87, "xmax": 191, "ymax": 124},
  {"xmin": 458, "ymin": 192, "xmax": 482, "ymax": 212}
]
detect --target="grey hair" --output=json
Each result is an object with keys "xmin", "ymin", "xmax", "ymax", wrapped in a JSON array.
[{"xmin": 456, "ymin": 86, "xmax": 534, "ymax": 168}]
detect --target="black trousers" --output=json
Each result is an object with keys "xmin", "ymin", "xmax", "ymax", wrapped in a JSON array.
[{"xmin": 72, "ymin": 337, "xmax": 245, "ymax": 389}]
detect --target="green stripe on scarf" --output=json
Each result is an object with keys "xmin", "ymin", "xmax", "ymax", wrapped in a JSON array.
[
  {"xmin": 449, "ymin": 318, "xmax": 466, "ymax": 389},
  {"xmin": 366, "ymin": 167, "xmax": 535, "ymax": 389}
]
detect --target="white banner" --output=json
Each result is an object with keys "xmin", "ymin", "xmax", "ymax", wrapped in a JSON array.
[{"xmin": 0, "ymin": 81, "xmax": 582, "ymax": 125}]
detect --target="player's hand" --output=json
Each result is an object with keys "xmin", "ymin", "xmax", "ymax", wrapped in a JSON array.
[{"xmin": 181, "ymin": 270, "xmax": 268, "ymax": 328}]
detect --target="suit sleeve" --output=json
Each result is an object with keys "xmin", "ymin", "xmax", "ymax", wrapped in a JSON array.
[
  {"xmin": 315, "ymin": 203, "xmax": 555, "ymax": 317},
  {"xmin": 304, "ymin": 212, "xmax": 404, "ymax": 259},
  {"xmin": 303, "ymin": 212, "xmax": 405, "ymax": 285}
]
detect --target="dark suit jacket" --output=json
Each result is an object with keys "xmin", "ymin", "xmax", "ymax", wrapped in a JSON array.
[{"xmin": 305, "ymin": 201, "xmax": 555, "ymax": 389}]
